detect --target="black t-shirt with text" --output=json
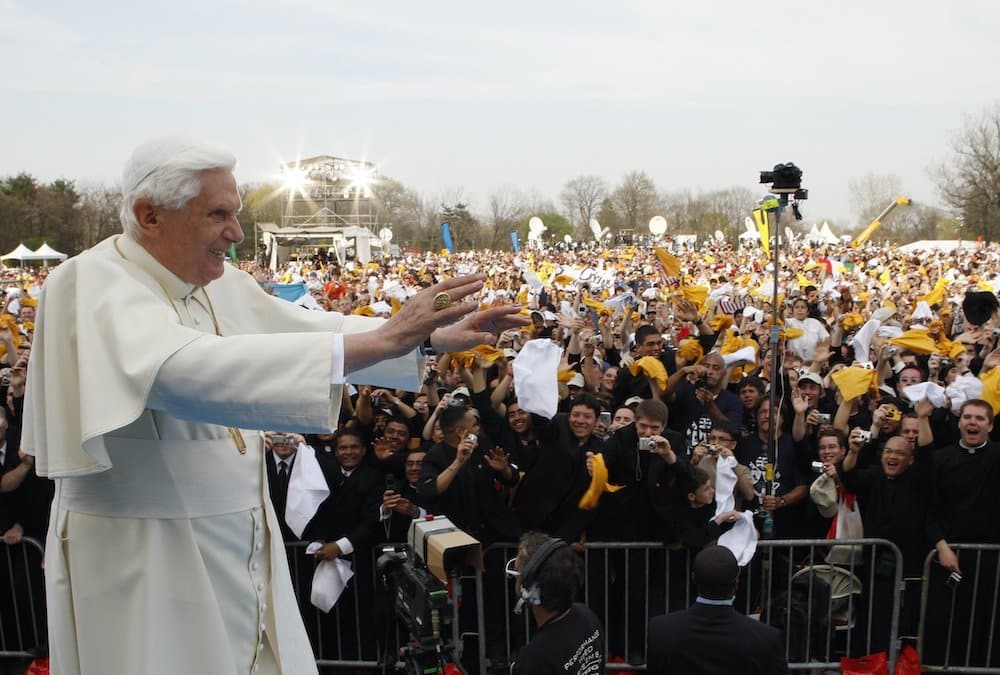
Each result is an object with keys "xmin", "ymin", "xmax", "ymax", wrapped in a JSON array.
[{"xmin": 512, "ymin": 604, "xmax": 604, "ymax": 675}]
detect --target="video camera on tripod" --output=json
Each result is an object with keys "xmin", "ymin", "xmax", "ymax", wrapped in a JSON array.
[{"xmin": 375, "ymin": 516, "xmax": 482, "ymax": 674}]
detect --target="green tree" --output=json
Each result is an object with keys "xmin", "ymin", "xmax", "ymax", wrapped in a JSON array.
[
  {"xmin": 440, "ymin": 202, "xmax": 479, "ymax": 251},
  {"xmin": 518, "ymin": 211, "xmax": 573, "ymax": 246}
]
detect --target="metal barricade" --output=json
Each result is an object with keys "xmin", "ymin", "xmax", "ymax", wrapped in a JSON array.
[
  {"xmin": 0, "ymin": 536, "xmax": 46, "ymax": 660},
  {"xmin": 284, "ymin": 540, "xmax": 388, "ymax": 670},
  {"xmin": 917, "ymin": 543, "xmax": 1000, "ymax": 673},
  {"xmin": 473, "ymin": 538, "xmax": 905, "ymax": 674}
]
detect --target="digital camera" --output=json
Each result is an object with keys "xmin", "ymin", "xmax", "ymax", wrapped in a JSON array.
[{"xmin": 638, "ymin": 437, "xmax": 657, "ymax": 452}]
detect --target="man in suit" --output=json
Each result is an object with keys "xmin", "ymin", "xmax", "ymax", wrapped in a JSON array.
[
  {"xmin": 647, "ymin": 546, "xmax": 787, "ymax": 675},
  {"xmin": 305, "ymin": 428, "xmax": 382, "ymax": 661},
  {"xmin": 264, "ymin": 431, "xmax": 305, "ymax": 543}
]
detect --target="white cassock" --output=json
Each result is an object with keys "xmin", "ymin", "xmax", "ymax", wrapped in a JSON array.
[{"xmin": 22, "ymin": 234, "xmax": 422, "ymax": 675}]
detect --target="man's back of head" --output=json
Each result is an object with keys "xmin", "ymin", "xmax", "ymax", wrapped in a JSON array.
[{"xmin": 693, "ymin": 545, "xmax": 739, "ymax": 600}]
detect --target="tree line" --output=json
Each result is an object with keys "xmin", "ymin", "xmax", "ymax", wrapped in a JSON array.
[{"xmin": 2, "ymin": 103, "xmax": 997, "ymax": 257}]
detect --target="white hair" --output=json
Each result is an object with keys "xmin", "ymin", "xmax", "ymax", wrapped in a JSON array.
[{"xmin": 119, "ymin": 139, "xmax": 237, "ymax": 240}]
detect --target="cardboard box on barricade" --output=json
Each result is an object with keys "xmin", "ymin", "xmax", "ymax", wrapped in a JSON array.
[{"xmin": 407, "ymin": 515, "xmax": 483, "ymax": 584}]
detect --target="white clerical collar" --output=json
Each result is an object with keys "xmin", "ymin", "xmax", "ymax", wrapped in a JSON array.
[
  {"xmin": 695, "ymin": 596, "xmax": 735, "ymax": 606},
  {"xmin": 958, "ymin": 439, "xmax": 989, "ymax": 454},
  {"xmin": 115, "ymin": 234, "xmax": 199, "ymax": 301},
  {"xmin": 341, "ymin": 467, "xmax": 355, "ymax": 478}
]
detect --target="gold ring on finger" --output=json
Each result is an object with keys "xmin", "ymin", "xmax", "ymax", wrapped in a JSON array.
[{"xmin": 433, "ymin": 292, "xmax": 453, "ymax": 311}]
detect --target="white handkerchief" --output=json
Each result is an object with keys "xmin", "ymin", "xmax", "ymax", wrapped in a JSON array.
[
  {"xmin": 911, "ymin": 301, "xmax": 934, "ymax": 320},
  {"xmin": 512, "ymin": 339, "xmax": 562, "ymax": 419},
  {"xmin": 946, "ymin": 374, "xmax": 983, "ymax": 414},
  {"xmin": 305, "ymin": 543, "xmax": 354, "ymax": 613},
  {"xmin": 851, "ymin": 319, "xmax": 881, "ymax": 368},
  {"xmin": 903, "ymin": 382, "xmax": 948, "ymax": 408},
  {"xmin": 876, "ymin": 326, "xmax": 903, "ymax": 339},
  {"xmin": 714, "ymin": 455, "xmax": 738, "ymax": 515},
  {"xmin": 523, "ymin": 271, "xmax": 544, "ymax": 292},
  {"xmin": 722, "ymin": 347, "xmax": 757, "ymax": 368},
  {"xmin": 285, "ymin": 444, "xmax": 331, "ymax": 538},
  {"xmin": 718, "ymin": 512, "xmax": 758, "ymax": 566}
]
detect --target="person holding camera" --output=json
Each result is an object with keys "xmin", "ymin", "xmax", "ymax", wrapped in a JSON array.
[
  {"xmin": 416, "ymin": 405, "xmax": 520, "ymax": 544},
  {"xmin": 264, "ymin": 431, "xmax": 307, "ymax": 542},
  {"xmin": 839, "ymin": 432, "xmax": 929, "ymax": 653},
  {"xmin": 689, "ymin": 420, "xmax": 755, "ymax": 510},
  {"xmin": 658, "ymin": 351, "xmax": 742, "ymax": 450},
  {"xmin": 379, "ymin": 448, "xmax": 427, "ymax": 544}
]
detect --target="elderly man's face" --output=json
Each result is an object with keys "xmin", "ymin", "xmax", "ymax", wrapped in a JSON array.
[{"xmin": 142, "ymin": 168, "xmax": 244, "ymax": 287}]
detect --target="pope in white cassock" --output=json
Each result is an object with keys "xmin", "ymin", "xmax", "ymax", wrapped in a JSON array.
[{"xmin": 21, "ymin": 140, "xmax": 527, "ymax": 675}]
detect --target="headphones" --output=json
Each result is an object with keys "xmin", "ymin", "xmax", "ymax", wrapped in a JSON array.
[{"xmin": 514, "ymin": 537, "xmax": 567, "ymax": 614}]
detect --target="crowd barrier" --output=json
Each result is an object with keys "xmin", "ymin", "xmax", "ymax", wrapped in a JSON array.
[
  {"xmin": 4, "ymin": 537, "xmax": 999, "ymax": 673},
  {"xmin": 0, "ymin": 536, "xmax": 46, "ymax": 662},
  {"xmin": 475, "ymin": 539, "xmax": 906, "ymax": 673},
  {"xmin": 918, "ymin": 543, "xmax": 1000, "ymax": 673}
]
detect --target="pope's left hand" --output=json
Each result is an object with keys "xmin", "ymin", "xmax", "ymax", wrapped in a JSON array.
[{"xmin": 430, "ymin": 306, "xmax": 529, "ymax": 353}]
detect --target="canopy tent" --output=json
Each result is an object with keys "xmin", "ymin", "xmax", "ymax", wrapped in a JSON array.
[
  {"xmin": 1, "ymin": 242, "xmax": 69, "ymax": 266},
  {"xmin": 1, "ymin": 243, "xmax": 35, "ymax": 264},
  {"xmin": 31, "ymin": 242, "xmax": 67, "ymax": 262}
]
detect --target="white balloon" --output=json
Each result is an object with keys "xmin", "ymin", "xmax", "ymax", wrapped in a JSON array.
[
  {"xmin": 649, "ymin": 216, "xmax": 667, "ymax": 235},
  {"xmin": 714, "ymin": 230, "xmax": 724, "ymax": 242},
  {"xmin": 528, "ymin": 216, "xmax": 546, "ymax": 234},
  {"xmin": 563, "ymin": 234, "xmax": 572, "ymax": 244},
  {"xmin": 378, "ymin": 227, "xmax": 393, "ymax": 242}
]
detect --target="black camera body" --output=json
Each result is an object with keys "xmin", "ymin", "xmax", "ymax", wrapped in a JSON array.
[
  {"xmin": 759, "ymin": 162, "xmax": 807, "ymax": 199},
  {"xmin": 376, "ymin": 546, "xmax": 453, "ymax": 644}
]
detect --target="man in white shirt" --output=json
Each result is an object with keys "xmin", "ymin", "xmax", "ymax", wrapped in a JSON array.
[{"xmin": 22, "ymin": 139, "xmax": 526, "ymax": 675}]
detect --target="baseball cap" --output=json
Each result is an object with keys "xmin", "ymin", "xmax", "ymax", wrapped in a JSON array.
[{"xmin": 797, "ymin": 371, "xmax": 824, "ymax": 388}]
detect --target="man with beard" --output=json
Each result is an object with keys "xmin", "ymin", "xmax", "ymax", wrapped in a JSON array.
[{"xmin": 660, "ymin": 351, "xmax": 742, "ymax": 450}]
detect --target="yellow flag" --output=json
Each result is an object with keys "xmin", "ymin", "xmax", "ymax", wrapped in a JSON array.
[
  {"xmin": 753, "ymin": 208, "xmax": 770, "ymax": 255},
  {"xmin": 654, "ymin": 248, "xmax": 681, "ymax": 277}
]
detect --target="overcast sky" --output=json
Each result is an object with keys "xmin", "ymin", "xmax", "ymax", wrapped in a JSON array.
[{"xmin": 1, "ymin": 0, "xmax": 997, "ymax": 232}]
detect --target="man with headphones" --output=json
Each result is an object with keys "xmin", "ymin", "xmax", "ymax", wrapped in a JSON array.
[{"xmin": 509, "ymin": 532, "xmax": 604, "ymax": 674}]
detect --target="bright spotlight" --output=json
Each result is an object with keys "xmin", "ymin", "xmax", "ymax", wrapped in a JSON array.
[
  {"xmin": 345, "ymin": 164, "xmax": 375, "ymax": 198},
  {"xmin": 282, "ymin": 167, "xmax": 310, "ymax": 194}
]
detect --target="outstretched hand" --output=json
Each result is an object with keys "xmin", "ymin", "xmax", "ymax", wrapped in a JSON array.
[{"xmin": 431, "ymin": 306, "xmax": 529, "ymax": 353}]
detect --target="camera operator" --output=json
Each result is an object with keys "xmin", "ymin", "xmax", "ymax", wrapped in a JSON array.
[{"xmin": 509, "ymin": 532, "xmax": 604, "ymax": 674}]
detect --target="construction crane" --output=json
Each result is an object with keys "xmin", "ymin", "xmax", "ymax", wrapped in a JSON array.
[{"xmin": 850, "ymin": 197, "xmax": 912, "ymax": 247}]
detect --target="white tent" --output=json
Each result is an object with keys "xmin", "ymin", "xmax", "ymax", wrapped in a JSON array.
[
  {"xmin": 1, "ymin": 243, "xmax": 35, "ymax": 264},
  {"xmin": 818, "ymin": 222, "xmax": 839, "ymax": 244},
  {"xmin": 30, "ymin": 242, "xmax": 67, "ymax": 263}
]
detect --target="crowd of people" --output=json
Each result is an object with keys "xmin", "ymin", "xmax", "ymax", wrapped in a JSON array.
[{"xmin": 4, "ymin": 231, "xmax": 1000, "ymax": 669}]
